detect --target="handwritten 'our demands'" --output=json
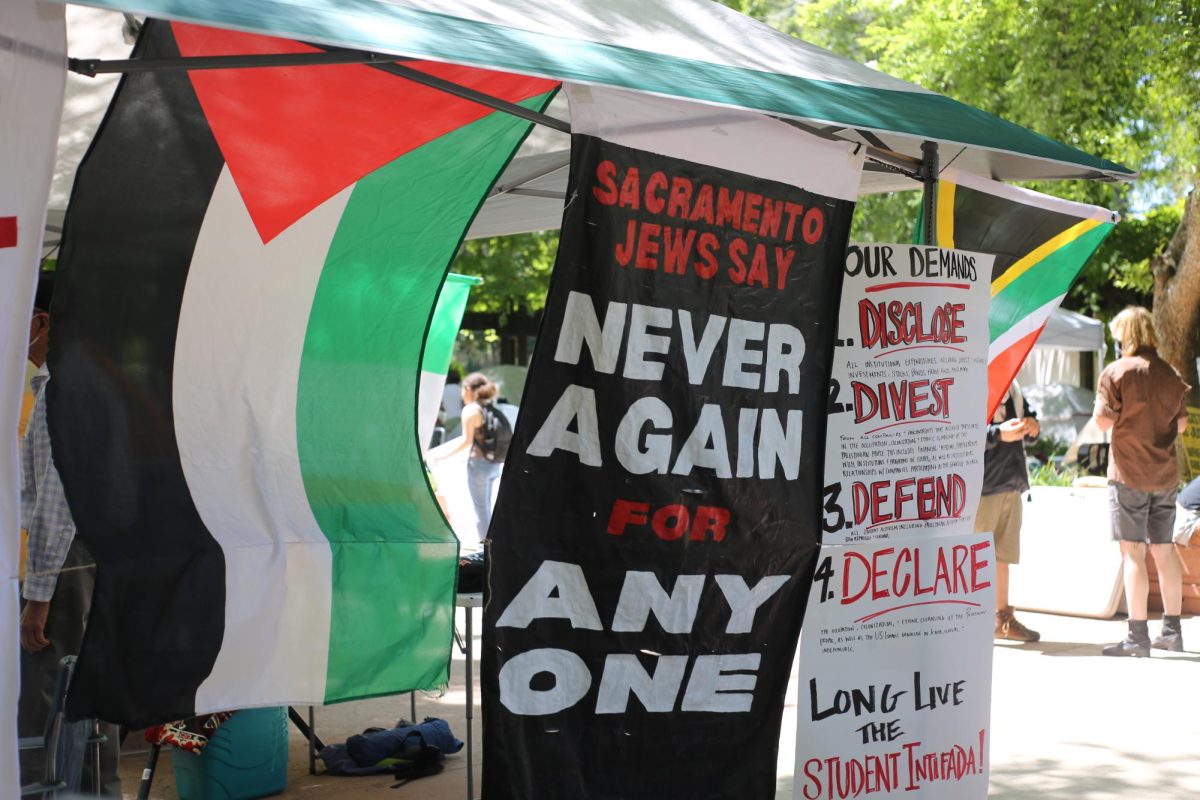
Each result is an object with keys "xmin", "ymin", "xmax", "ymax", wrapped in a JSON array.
[
  {"xmin": 493, "ymin": 152, "xmax": 836, "ymax": 720},
  {"xmin": 841, "ymin": 244, "xmax": 978, "ymax": 430}
]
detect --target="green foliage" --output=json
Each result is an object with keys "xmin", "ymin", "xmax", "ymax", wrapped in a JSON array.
[
  {"xmin": 793, "ymin": 0, "xmax": 1199, "ymax": 207},
  {"xmin": 1029, "ymin": 462, "xmax": 1082, "ymax": 488},
  {"xmin": 787, "ymin": 0, "xmax": 1199, "ymax": 318},
  {"xmin": 1024, "ymin": 436, "xmax": 1064, "ymax": 465},
  {"xmin": 848, "ymin": 193, "xmax": 922, "ymax": 243},
  {"xmin": 1069, "ymin": 201, "xmax": 1185, "ymax": 317},
  {"xmin": 451, "ymin": 230, "xmax": 560, "ymax": 314}
]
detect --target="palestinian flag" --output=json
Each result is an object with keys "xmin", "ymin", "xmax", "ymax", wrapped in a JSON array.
[
  {"xmin": 929, "ymin": 167, "xmax": 1117, "ymax": 417},
  {"xmin": 48, "ymin": 19, "xmax": 556, "ymax": 727}
]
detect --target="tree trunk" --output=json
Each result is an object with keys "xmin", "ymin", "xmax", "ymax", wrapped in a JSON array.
[
  {"xmin": 1152, "ymin": 182, "xmax": 1200, "ymax": 385},
  {"xmin": 1151, "ymin": 181, "xmax": 1200, "ymax": 477},
  {"xmin": 1150, "ymin": 183, "xmax": 1200, "ymax": 614}
]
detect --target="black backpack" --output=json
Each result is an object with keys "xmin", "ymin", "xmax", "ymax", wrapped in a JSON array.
[{"xmin": 478, "ymin": 402, "xmax": 513, "ymax": 463}]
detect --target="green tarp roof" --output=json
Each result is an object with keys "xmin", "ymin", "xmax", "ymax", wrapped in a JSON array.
[{"xmin": 61, "ymin": 0, "xmax": 1131, "ymax": 184}]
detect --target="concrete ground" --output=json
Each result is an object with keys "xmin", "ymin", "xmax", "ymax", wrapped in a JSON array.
[{"xmin": 120, "ymin": 609, "xmax": 1200, "ymax": 800}]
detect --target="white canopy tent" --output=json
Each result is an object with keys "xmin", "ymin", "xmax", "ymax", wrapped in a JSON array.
[
  {"xmin": 1033, "ymin": 306, "xmax": 1105, "ymax": 352},
  {"xmin": 1018, "ymin": 307, "xmax": 1105, "ymax": 389},
  {"xmin": 1018, "ymin": 307, "xmax": 1107, "ymax": 446}
]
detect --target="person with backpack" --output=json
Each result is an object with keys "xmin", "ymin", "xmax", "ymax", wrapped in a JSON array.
[{"xmin": 428, "ymin": 372, "xmax": 511, "ymax": 541}]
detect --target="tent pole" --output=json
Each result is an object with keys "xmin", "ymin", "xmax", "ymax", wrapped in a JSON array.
[
  {"xmin": 778, "ymin": 118, "xmax": 921, "ymax": 178},
  {"xmin": 68, "ymin": 50, "xmax": 403, "ymax": 76},
  {"xmin": 364, "ymin": 61, "xmax": 571, "ymax": 134},
  {"xmin": 66, "ymin": 49, "xmax": 573, "ymax": 134},
  {"xmin": 920, "ymin": 140, "xmax": 939, "ymax": 245}
]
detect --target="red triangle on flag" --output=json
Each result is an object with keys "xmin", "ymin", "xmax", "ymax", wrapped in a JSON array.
[
  {"xmin": 172, "ymin": 23, "xmax": 558, "ymax": 243},
  {"xmin": 987, "ymin": 324, "xmax": 1047, "ymax": 419}
]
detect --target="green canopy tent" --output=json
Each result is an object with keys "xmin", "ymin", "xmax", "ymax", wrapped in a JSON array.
[
  {"xmin": 59, "ymin": 0, "xmax": 1131, "ymax": 243},
  {"xmin": 16, "ymin": 0, "xmax": 1132, "ymax": 768}
]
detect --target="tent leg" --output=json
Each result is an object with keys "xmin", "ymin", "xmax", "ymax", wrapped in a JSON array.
[
  {"xmin": 287, "ymin": 706, "xmax": 324, "ymax": 774},
  {"xmin": 135, "ymin": 743, "xmax": 160, "ymax": 800},
  {"xmin": 920, "ymin": 140, "xmax": 939, "ymax": 245}
]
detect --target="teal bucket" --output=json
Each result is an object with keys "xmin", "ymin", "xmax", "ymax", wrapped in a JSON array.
[{"xmin": 171, "ymin": 708, "xmax": 288, "ymax": 800}]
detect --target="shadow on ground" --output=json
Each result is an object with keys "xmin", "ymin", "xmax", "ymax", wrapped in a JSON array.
[
  {"xmin": 997, "ymin": 639, "xmax": 1200, "ymax": 662},
  {"xmin": 988, "ymin": 748, "xmax": 1200, "ymax": 799}
]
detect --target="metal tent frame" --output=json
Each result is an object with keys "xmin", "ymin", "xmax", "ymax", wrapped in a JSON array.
[{"xmin": 67, "ymin": 45, "xmax": 953, "ymax": 241}]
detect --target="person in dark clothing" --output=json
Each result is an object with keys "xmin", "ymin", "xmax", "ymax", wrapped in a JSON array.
[{"xmin": 975, "ymin": 381, "xmax": 1041, "ymax": 642}]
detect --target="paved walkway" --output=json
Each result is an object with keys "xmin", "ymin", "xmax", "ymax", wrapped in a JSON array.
[{"xmin": 120, "ymin": 610, "xmax": 1200, "ymax": 799}]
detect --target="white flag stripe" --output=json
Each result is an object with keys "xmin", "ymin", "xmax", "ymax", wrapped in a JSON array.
[
  {"xmin": 566, "ymin": 84, "xmax": 865, "ymax": 202},
  {"xmin": 943, "ymin": 167, "xmax": 1119, "ymax": 224},
  {"xmin": 1, "ymin": 2, "xmax": 66, "ymax": 790},
  {"xmin": 174, "ymin": 168, "xmax": 346, "ymax": 709},
  {"xmin": 988, "ymin": 294, "xmax": 1067, "ymax": 362},
  {"xmin": 418, "ymin": 370, "xmax": 447, "ymax": 453}
]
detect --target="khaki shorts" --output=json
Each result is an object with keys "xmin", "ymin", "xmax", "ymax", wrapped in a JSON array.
[{"xmin": 975, "ymin": 491, "xmax": 1022, "ymax": 564}]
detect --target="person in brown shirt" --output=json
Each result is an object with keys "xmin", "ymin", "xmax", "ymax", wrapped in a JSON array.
[{"xmin": 1093, "ymin": 306, "xmax": 1189, "ymax": 657}]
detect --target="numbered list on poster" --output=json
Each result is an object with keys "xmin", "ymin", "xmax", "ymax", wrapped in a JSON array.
[
  {"xmin": 796, "ymin": 243, "xmax": 997, "ymax": 799},
  {"xmin": 822, "ymin": 244, "xmax": 994, "ymax": 544},
  {"xmin": 795, "ymin": 534, "xmax": 996, "ymax": 799}
]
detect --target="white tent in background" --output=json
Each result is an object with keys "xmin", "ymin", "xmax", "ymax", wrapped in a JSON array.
[
  {"xmin": 1018, "ymin": 306, "xmax": 1105, "ymax": 388},
  {"xmin": 1019, "ymin": 307, "xmax": 1106, "ymax": 446}
]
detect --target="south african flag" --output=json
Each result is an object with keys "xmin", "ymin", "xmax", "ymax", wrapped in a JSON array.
[{"xmin": 930, "ymin": 167, "xmax": 1117, "ymax": 417}]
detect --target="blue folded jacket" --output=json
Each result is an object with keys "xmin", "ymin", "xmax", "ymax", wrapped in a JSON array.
[{"xmin": 319, "ymin": 717, "xmax": 463, "ymax": 776}]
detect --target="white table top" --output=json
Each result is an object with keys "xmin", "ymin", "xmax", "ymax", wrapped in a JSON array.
[{"xmin": 456, "ymin": 592, "xmax": 484, "ymax": 608}]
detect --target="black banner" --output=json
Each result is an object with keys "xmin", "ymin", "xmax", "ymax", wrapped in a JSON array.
[{"xmin": 482, "ymin": 135, "xmax": 856, "ymax": 799}]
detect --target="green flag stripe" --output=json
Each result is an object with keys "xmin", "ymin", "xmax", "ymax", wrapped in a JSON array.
[
  {"xmin": 297, "ymin": 95, "xmax": 552, "ymax": 701},
  {"xmin": 987, "ymin": 224, "xmax": 1113, "ymax": 343},
  {"xmin": 422, "ymin": 274, "xmax": 482, "ymax": 373},
  {"xmin": 418, "ymin": 274, "xmax": 482, "ymax": 451}
]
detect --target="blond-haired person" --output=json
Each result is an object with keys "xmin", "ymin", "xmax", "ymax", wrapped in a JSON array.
[{"xmin": 1093, "ymin": 307, "xmax": 1189, "ymax": 656}]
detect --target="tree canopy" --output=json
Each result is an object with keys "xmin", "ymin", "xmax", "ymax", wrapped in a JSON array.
[
  {"xmin": 752, "ymin": 1, "xmax": 1197, "ymax": 201},
  {"xmin": 452, "ymin": 231, "xmax": 559, "ymax": 318},
  {"xmin": 777, "ymin": 0, "xmax": 1199, "ymax": 317},
  {"xmin": 460, "ymin": 1, "xmax": 1199, "ymax": 323}
]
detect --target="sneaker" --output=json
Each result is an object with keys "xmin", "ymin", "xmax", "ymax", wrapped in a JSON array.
[
  {"xmin": 995, "ymin": 608, "xmax": 1040, "ymax": 642},
  {"xmin": 1103, "ymin": 620, "xmax": 1151, "ymax": 657}
]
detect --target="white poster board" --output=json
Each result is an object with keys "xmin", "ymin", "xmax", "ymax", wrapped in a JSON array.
[
  {"xmin": 822, "ymin": 244, "xmax": 993, "ymax": 544},
  {"xmin": 795, "ymin": 533, "xmax": 996, "ymax": 799},
  {"xmin": 1, "ymin": 2, "xmax": 67, "ymax": 794}
]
